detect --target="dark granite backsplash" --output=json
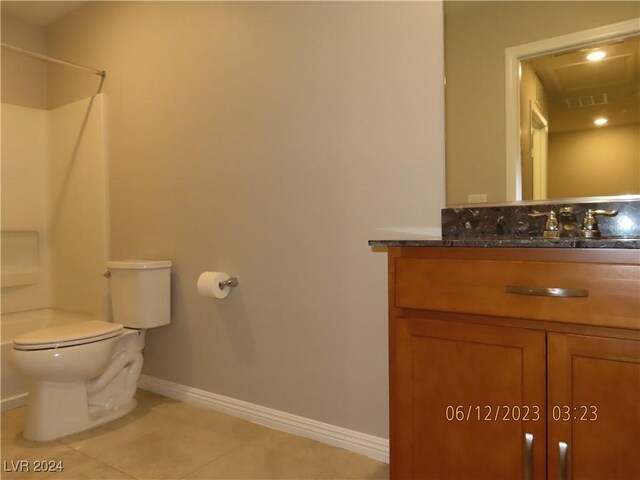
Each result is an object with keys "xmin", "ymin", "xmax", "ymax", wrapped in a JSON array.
[{"xmin": 441, "ymin": 200, "xmax": 640, "ymax": 238}]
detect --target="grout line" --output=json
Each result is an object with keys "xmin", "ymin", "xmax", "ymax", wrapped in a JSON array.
[{"xmin": 175, "ymin": 441, "xmax": 248, "ymax": 480}]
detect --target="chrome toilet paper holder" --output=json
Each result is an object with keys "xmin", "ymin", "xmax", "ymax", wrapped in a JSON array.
[{"xmin": 219, "ymin": 277, "xmax": 239, "ymax": 290}]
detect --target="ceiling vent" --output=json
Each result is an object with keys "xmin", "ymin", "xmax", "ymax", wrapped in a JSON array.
[{"xmin": 565, "ymin": 93, "xmax": 608, "ymax": 108}]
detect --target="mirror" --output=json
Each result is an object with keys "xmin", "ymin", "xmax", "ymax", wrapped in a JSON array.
[{"xmin": 444, "ymin": 1, "xmax": 640, "ymax": 205}]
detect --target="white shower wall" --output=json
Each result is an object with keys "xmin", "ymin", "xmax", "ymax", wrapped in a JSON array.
[
  {"xmin": 1, "ymin": 104, "xmax": 51, "ymax": 312},
  {"xmin": 1, "ymin": 94, "xmax": 108, "ymax": 318},
  {"xmin": 49, "ymin": 94, "xmax": 109, "ymax": 316}
]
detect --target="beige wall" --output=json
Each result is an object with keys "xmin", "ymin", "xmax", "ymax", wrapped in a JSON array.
[
  {"xmin": 46, "ymin": 1, "xmax": 445, "ymax": 437},
  {"xmin": 548, "ymin": 124, "xmax": 640, "ymax": 198},
  {"xmin": 445, "ymin": 1, "xmax": 640, "ymax": 204},
  {"xmin": 1, "ymin": 14, "xmax": 48, "ymax": 108}
]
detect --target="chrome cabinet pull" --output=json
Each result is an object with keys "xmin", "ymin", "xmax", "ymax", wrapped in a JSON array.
[
  {"xmin": 523, "ymin": 433, "xmax": 534, "ymax": 480},
  {"xmin": 506, "ymin": 286, "xmax": 588, "ymax": 298},
  {"xmin": 558, "ymin": 442, "xmax": 568, "ymax": 480}
]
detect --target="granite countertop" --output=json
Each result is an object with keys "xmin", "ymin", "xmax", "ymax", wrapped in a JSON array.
[
  {"xmin": 368, "ymin": 237, "xmax": 640, "ymax": 249},
  {"xmin": 371, "ymin": 199, "xmax": 640, "ymax": 249}
]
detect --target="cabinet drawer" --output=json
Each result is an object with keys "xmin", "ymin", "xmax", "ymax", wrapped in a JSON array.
[{"xmin": 395, "ymin": 257, "xmax": 640, "ymax": 329}]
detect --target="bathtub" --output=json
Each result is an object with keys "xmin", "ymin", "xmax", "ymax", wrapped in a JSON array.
[{"xmin": 1, "ymin": 308, "xmax": 96, "ymax": 411}]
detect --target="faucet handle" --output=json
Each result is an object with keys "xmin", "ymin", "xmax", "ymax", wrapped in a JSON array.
[
  {"xmin": 529, "ymin": 210, "xmax": 559, "ymax": 238},
  {"xmin": 581, "ymin": 209, "xmax": 618, "ymax": 238},
  {"xmin": 590, "ymin": 209, "xmax": 617, "ymax": 216}
]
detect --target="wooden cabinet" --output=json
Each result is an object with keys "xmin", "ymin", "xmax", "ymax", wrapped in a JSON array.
[
  {"xmin": 387, "ymin": 247, "xmax": 640, "ymax": 480},
  {"xmin": 394, "ymin": 317, "xmax": 546, "ymax": 479},
  {"xmin": 547, "ymin": 334, "xmax": 640, "ymax": 480}
]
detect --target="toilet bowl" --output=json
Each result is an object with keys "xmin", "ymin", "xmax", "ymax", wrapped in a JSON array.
[{"xmin": 9, "ymin": 260, "xmax": 171, "ymax": 442}]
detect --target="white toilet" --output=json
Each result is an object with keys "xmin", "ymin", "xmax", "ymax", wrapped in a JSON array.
[{"xmin": 9, "ymin": 260, "xmax": 171, "ymax": 442}]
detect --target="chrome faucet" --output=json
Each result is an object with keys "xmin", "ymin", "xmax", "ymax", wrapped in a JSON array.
[
  {"xmin": 528, "ymin": 210, "xmax": 559, "ymax": 238},
  {"xmin": 580, "ymin": 209, "xmax": 618, "ymax": 238},
  {"xmin": 558, "ymin": 206, "xmax": 579, "ymax": 237},
  {"xmin": 529, "ymin": 207, "xmax": 618, "ymax": 238}
]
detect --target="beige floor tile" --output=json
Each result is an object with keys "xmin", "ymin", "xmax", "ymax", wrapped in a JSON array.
[
  {"xmin": 1, "ymin": 417, "xmax": 96, "ymax": 480},
  {"xmin": 184, "ymin": 443, "xmax": 335, "ymax": 480},
  {"xmin": 96, "ymin": 421, "xmax": 241, "ymax": 479},
  {"xmin": 249, "ymin": 430, "xmax": 354, "ymax": 473},
  {"xmin": 331, "ymin": 453, "xmax": 389, "ymax": 480},
  {"xmin": 135, "ymin": 389, "xmax": 170, "ymax": 412},
  {"xmin": 3, "ymin": 406, "xmax": 27, "ymax": 424},
  {"xmin": 3, "ymin": 397, "xmax": 388, "ymax": 480},
  {"xmin": 58, "ymin": 410, "xmax": 178, "ymax": 458},
  {"xmin": 42, "ymin": 457, "xmax": 134, "ymax": 480},
  {"xmin": 2, "ymin": 415, "xmax": 71, "ymax": 462},
  {"xmin": 2, "ymin": 414, "xmax": 24, "ymax": 456},
  {"xmin": 151, "ymin": 400, "xmax": 272, "ymax": 442}
]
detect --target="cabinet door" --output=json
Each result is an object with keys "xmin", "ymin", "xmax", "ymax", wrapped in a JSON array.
[
  {"xmin": 548, "ymin": 334, "xmax": 640, "ymax": 480},
  {"xmin": 391, "ymin": 317, "xmax": 546, "ymax": 480}
]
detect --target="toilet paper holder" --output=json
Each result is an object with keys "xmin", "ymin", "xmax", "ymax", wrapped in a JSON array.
[{"xmin": 219, "ymin": 277, "xmax": 239, "ymax": 290}]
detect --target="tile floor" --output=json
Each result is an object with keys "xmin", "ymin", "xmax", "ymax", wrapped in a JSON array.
[{"xmin": 1, "ymin": 390, "xmax": 389, "ymax": 480}]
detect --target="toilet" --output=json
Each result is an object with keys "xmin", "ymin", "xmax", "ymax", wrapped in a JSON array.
[{"xmin": 9, "ymin": 260, "xmax": 171, "ymax": 442}]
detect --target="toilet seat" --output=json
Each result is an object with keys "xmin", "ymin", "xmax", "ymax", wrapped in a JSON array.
[{"xmin": 13, "ymin": 321, "xmax": 123, "ymax": 351}]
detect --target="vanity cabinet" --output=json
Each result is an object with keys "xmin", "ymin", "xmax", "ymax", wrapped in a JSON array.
[
  {"xmin": 387, "ymin": 247, "xmax": 640, "ymax": 480},
  {"xmin": 547, "ymin": 334, "xmax": 640, "ymax": 480}
]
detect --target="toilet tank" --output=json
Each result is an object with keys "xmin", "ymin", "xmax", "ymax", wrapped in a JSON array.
[{"xmin": 106, "ymin": 260, "xmax": 171, "ymax": 329}]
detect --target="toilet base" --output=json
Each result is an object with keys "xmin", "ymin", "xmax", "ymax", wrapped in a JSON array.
[
  {"xmin": 23, "ymin": 380, "xmax": 137, "ymax": 442},
  {"xmin": 20, "ymin": 329, "xmax": 145, "ymax": 442}
]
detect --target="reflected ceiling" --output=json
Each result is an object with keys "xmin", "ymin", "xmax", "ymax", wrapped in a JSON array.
[{"xmin": 526, "ymin": 36, "xmax": 640, "ymax": 133}]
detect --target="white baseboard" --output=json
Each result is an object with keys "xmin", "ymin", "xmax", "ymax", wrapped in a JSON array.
[
  {"xmin": 1, "ymin": 393, "xmax": 27, "ymax": 412},
  {"xmin": 138, "ymin": 374, "xmax": 389, "ymax": 463}
]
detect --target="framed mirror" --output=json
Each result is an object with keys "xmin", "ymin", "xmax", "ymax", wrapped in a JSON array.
[{"xmin": 444, "ymin": 1, "xmax": 640, "ymax": 205}]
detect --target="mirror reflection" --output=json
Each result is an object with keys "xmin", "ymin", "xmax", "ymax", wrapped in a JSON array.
[
  {"xmin": 444, "ymin": 1, "xmax": 640, "ymax": 205},
  {"xmin": 520, "ymin": 35, "xmax": 639, "ymax": 200}
]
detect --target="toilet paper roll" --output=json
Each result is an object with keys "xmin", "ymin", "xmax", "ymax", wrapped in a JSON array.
[{"xmin": 197, "ymin": 271, "xmax": 231, "ymax": 299}]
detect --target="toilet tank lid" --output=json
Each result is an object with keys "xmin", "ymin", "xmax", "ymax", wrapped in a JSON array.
[
  {"xmin": 13, "ymin": 320, "xmax": 123, "ymax": 349},
  {"xmin": 107, "ymin": 259, "xmax": 172, "ymax": 270}
]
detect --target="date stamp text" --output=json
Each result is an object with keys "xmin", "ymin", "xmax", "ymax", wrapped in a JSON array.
[{"xmin": 444, "ymin": 405, "xmax": 598, "ymax": 422}]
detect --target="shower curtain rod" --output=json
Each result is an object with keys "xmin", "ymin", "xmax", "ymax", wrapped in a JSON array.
[{"xmin": 1, "ymin": 43, "xmax": 106, "ymax": 78}]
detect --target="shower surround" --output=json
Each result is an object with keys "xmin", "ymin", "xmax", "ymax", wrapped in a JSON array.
[{"xmin": 0, "ymin": 94, "xmax": 108, "ymax": 410}]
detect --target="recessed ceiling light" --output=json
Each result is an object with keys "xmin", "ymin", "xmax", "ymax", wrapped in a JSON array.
[
  {"xmin": 586, "ymin": 50, "xmax": 607, "ymax": 62},
  {"xmin": 594, "ymin": 117, "xmax": 608, "ymax": 126}
]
